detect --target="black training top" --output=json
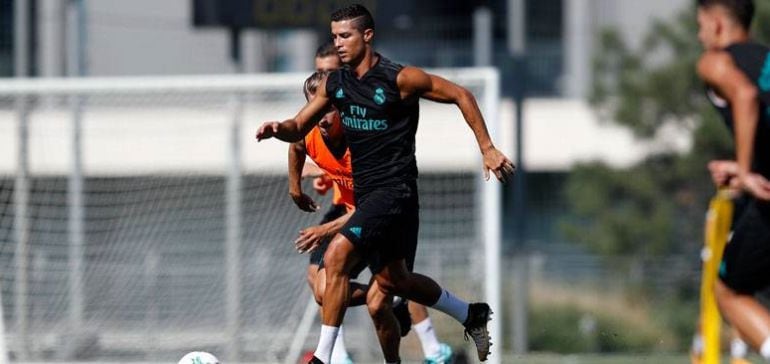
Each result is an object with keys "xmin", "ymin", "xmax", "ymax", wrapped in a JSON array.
[
  {"xmin": 706, "ymin": 42, "xmax": 770, "ymax": 178},
  {"xmin": 326, "ymin": 54, "xmax": 420, "ymax": 192}
]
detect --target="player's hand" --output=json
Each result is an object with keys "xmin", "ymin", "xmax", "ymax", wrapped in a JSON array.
[
  {"xmin": 290, "ymin": 192, "xmax": 319, "ymax": 212},
  {"xmin": 738, "ymin": 172, "xmax": 770, "ymax": 201},
  {"xmin": 294, "ymin": 225, "xmax": 329, "ymax": 254},
  {"xmin": 482, "ymin": 147, "xmax": 515, "ymax": 183},
  {"xmin": 313, "ymin": 175, "xmax": 333, "ymax": 195},
  {"xmin": 707, "ymin": 160, "xmax": 738, "ymax": 187},
  {"xmin": 256, "ymin": 121, "xmax": 280, "ymax": 142}
]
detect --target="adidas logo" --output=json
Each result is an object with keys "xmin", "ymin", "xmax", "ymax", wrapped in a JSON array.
[
  {"xmin": 335, "ymin": 88, "xmax": 345, "ymax": 99},
  {"xmin": 349, "ymin": 226, "xmax": 362, "ymax": 238}
]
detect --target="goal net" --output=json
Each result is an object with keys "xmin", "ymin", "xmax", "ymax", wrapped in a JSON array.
[{"xmin": 0, "ymin": 68, "xmax": 501, "ymax": 364}]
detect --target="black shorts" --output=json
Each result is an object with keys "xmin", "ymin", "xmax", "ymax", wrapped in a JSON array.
[
  {"xmin": 731, "ymin": 194, "xmax": 750, "ymax": 229},
  {"xmin": 719, "ymin": 199, "xmax": 770, "ymax": 294},
  {"xmin": 339, "ymin": 181, "xmax": 419, "ymax": 274},
  {"xmin": 310, "ymin": 204, "xmax": 367, "ymax": 279}
]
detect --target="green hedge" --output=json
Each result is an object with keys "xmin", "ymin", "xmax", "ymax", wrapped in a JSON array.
[{"xmin": 528, "ymin": 304, "xmax": 664, "ymax": 353}]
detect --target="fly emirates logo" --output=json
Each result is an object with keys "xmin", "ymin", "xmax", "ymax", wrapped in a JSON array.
[{"xmin": 341, "ymin": 105, "xmax": 388, "ymax": 131}]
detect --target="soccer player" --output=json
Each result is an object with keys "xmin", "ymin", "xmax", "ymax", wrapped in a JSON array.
[
  {"xmin": 257, "ymin": 4, "xmax": 513, "ymax": 363},
  {"xmin": 696, "ymin": 0, "xmax": 770, "ymax": 360},
  {"xmin": 293, "ymin": 68, "xmax": 454, "ymax": 363},
  {"xmin": 315, "ymin": 41, "xmax": 342, "ymax": 74},
  {"xmin": 291, "ymin": 71, "xmax": 365, "ymax": 364},
  {"xmin": 296, "ymin": 42, "xmax": 347, "ymax": 184}
]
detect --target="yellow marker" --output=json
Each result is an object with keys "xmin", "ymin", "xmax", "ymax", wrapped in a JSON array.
[{"xmin": 700, "ymin": 190, "xmax": 734, "ymax": 364}]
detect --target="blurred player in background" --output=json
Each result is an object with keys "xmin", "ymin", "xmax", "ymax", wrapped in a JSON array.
[
  {"xmin": 315, "ymin": 42, "xmax": 342, "ymax": 73},
  {"xmin": 696, "ymin": 0, "xmax": 770, "ymax": 361},
  {"xmin": 257, "ymin": 4, "xmax": 513, "ymax": 363}
]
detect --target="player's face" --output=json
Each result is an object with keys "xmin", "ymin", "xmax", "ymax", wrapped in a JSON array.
[
  {"xmin": 331, "ymin": 20, "xmax": 372, "ymax": 64},
  {"xmin": 309, "ymin": 93, "xmax": 343, "ymax": 141},
  {"xmin": 697, "ymin": 7, "xmax": 721, "ymax": 50},
  {"xmin": 315, "ymin": 55, "xmax": 341, "ymax": 73}
]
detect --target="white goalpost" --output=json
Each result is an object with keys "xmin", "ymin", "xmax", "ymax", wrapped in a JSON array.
[
  {"xmin": 0, "ymin": 68, "xmax": 501, "ymax": 364},
  {"xmin": 0, "ymin": 288, "xmax": 7, "ymax": 364}
]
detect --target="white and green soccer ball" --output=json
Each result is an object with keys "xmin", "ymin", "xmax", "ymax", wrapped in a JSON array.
[{"xmin": 177, "ymin": 351, "xmax": 220, "ymax": 364}]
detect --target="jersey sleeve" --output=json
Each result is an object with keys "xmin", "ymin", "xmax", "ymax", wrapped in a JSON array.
[{"xmin": 325, "ymin": 70, "xmax": 341, "ymax": 99}]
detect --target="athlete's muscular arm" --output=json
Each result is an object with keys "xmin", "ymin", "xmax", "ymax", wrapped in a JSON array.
[
  {"xmin": 397, "ymin": 66, "xmax": 515, "ymax": 182},
  {"xmin": 698, "ymin": 52, "xmax": 770, "ymax": 200},
  {"xmin": 256, "ymin": 77, "xmax": 331, "ymax": 143},
  {"xmin": 288, "ymin": 141, "xmax": 319, "ymax": 212},
  {"xmin": 295, "ymin": 208, "xmax": 354, "ymax": 254}
]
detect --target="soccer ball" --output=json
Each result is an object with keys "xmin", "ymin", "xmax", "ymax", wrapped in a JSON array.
[{"xmin": 177, "ymin": 351, "xmax": 220, "ymax": 364}]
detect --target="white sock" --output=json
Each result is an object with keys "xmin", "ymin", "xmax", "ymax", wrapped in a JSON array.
[
  {"xmin": 731, "ymin": 337, "xmax": 748, "ymax": 358},
  {"xmin": 760, "ymin": 337, "xmax": 770, "ymax": 361},
  {"xmin": 414, "ymin": 317, "xmax": 441, "ymax": 358},
  {"xmin": 314, "ymin": 325, "xmax": 340, "ymax": 364},
  {"xmin": 330, "ymin": 325, "xmax": 349, "ymax": 364},
  {"xmin": 431, "ymin": 289, "xmax": 469, "ymax": 324},
  {"xmin": 691, "ymin": 334, "xmax": 704, "ymax": 355}
]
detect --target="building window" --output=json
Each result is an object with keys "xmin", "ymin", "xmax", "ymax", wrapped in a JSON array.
[
  {"xmin": 0, "ymin": 0, "xmax": 12, "ymax": 76},
  {"xmin": 524, "ymin": 0, "xmax": 563, "ymax": 96},
  {"xmin": 526, "ymin": 0, "xmax": 562, "ymax": 43}
]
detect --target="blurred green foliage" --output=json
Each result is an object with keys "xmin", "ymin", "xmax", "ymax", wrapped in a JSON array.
[
  {"xmin": 549, "ymin": 3, "xmax": 770, "ymax": 354},
  {"xmin": 563, "ymin": 2, "xmax": 770, "ymax": 259},
  {"xmin": 529, "ymin": 303, "xmax": 663, "ymax": 353}
]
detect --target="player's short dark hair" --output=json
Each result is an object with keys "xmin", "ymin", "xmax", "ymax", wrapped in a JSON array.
[
  {"xmin": 697, "ymin": 0, "xmax": 755, "ymax": 29},
  {"xmin": 303, "ymin": 71, "xmax": 326, "ymax": 101},
  {"xmin": 315, "ymin": 41, "xmax": 337, "ymax": 59},
  {"xmin": 331, "ymin": 4, "xmax": 375, "ymax": 33}
]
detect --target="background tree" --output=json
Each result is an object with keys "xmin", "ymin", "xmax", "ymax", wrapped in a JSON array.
[{"xmin": 563, "ymin": 2, "xmax": 770, "ymax": 259}]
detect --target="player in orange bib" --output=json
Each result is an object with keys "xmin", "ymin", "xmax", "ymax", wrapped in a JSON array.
[
  {"xmin": 290, "ymin": 73, "xmax": 363, "ymax": 292},
  {"xmin": 289, "ymin": 67, "xmax": 453, "ymax": 363}
]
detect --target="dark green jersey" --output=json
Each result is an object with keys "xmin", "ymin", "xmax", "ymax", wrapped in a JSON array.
[
  {"xmin": 326, "ymin": 54, "xmax": 420, "ymax": 192},
  {"xmin": 706, "ymin": 42, "xmax": 770, "ymax": 178}
]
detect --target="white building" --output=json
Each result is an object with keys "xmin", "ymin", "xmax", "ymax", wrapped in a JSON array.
[{"xmin": 12, "ymin": 0, "xmax": 695, "ymax": 171}]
